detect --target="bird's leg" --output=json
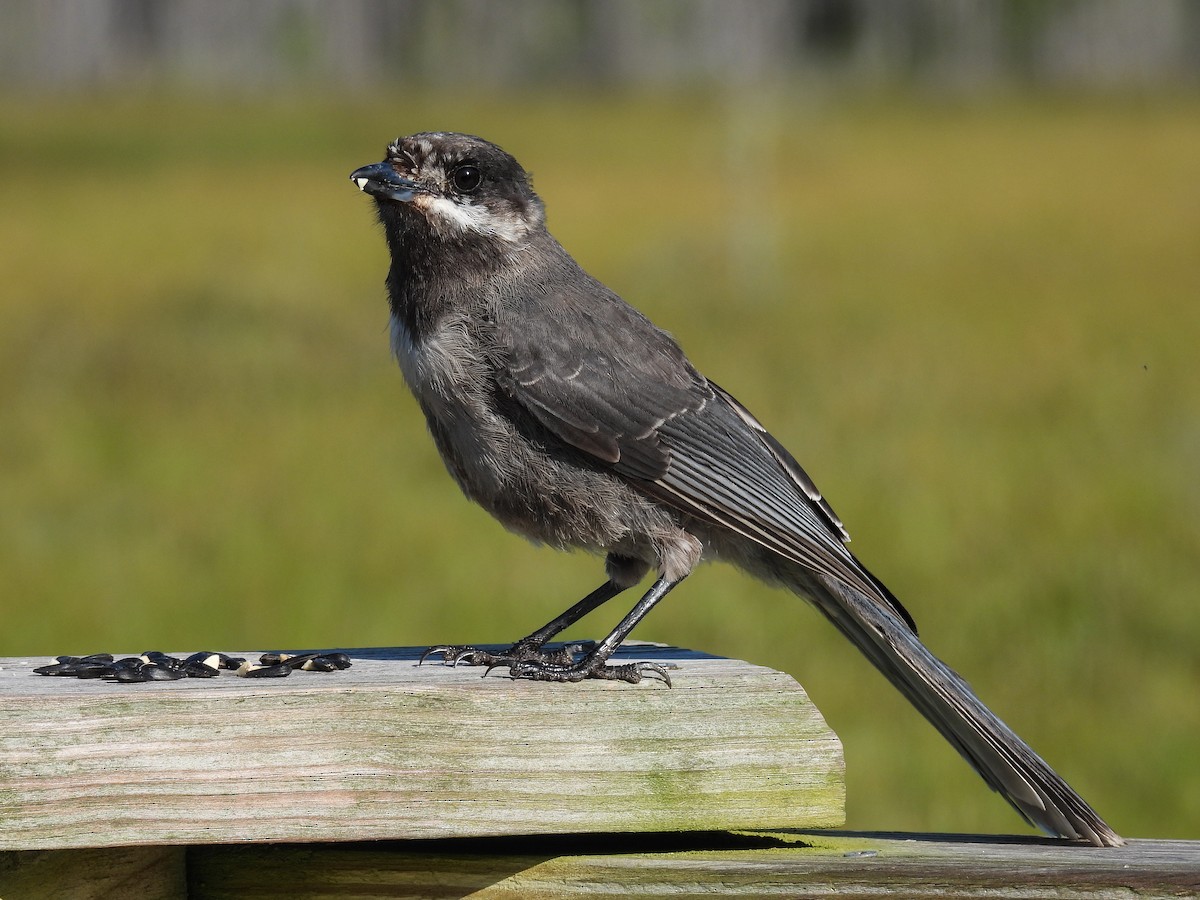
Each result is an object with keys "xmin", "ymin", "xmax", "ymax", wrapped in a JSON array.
[
  {"xmin": 419, "ymin": 578, "xmax": 626, "ymax": 670},
  {"xmin": 508, "ymin": 574, "xmax": 683, "ymax": 686}
]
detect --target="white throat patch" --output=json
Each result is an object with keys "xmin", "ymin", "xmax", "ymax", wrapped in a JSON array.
[{"xmin": 416, "ymin": 195, "xmax": 530, "ymax": 244}]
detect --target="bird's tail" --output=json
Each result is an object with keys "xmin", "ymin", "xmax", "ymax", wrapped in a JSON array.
[{"xmin": 790, "ymin": 566, "xmax": 1123, "ymax": 847}]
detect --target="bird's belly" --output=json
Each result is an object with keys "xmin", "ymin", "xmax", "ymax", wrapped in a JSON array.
[{"xmin": 424, "ymin": 403, "xmax": 636, "ymax": 552}]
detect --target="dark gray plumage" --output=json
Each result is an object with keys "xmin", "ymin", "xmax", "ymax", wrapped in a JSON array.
[{"xmin": 350, "ymin": 132, "xmax": 1121, "ymax": 847}]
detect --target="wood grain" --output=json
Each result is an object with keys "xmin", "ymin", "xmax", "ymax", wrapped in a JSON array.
[{"xmin": 0, "ymin": 644, "xmax": 843, "ymax": 851}]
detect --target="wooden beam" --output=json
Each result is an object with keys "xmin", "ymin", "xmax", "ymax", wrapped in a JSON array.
[
  {"xmin": 0, "ymin": 846, "xmax": 184, "ymax": 898},
  {"xmin": 0, "ymin": 644, "xmax": 843, "ymax": 851},
  {"xmin": 185, "ymin": 832, "xmax": 1200, "ymax": 899}
]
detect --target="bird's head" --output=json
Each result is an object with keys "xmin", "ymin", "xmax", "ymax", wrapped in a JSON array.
[{"xmin": 350, "ymin": 132, "xmax": 545, "ymax": 257}]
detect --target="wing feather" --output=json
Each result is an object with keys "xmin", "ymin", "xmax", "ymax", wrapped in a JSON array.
[{"xmin": 496, "ymin": 285, "xmax": 913, "ymax": 627}]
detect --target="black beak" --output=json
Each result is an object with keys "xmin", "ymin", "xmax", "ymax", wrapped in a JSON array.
[{"xmin": 350, "ymin": 162, "xmax": 421, "ymax": 202}]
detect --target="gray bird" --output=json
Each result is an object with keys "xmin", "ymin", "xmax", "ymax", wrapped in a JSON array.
[{"xmin": 350, "ymin": 132, "xmax": 1121, "ymax": 846}]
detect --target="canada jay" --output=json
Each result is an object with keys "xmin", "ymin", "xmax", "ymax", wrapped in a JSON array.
[{"xmin": 350, "ymin": 132, "xmax": 1120, "ymax": 846}]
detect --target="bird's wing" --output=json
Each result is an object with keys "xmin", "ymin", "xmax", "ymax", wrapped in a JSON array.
[{"xmin": 497, "ymin": 287, "xmax": 911, "ymax": 624}]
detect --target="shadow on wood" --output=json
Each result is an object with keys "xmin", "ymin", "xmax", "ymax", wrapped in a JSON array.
[{"xmin": 184, "ymin": 832, "xmax": 1199, "ymax": 899}]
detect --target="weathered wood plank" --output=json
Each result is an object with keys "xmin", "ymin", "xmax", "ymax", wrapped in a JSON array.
[
  {"xmin": 0, "ymin": 644, "xmax": 843, "ymax": 851},
  {"xmin": 186, "ymin": 833, "xmax": 1200, "ymax": 900},
  {"xmin": 0, "ymin": 846, "xmax": 185, "ymax": 900}
]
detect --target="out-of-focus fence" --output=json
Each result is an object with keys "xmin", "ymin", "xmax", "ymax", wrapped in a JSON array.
[{"xmin": 2, "ymin": 0, "xmax": 1197, "ymax": 91}]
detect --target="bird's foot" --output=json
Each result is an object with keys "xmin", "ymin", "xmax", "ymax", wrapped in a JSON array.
[
  {"xmin": 504, "ymin": 656, "xmax": 673, "ymax": 687},
  {"xmin": 418, "ymin": 640, "xmax": 594, "ymax": 671}
]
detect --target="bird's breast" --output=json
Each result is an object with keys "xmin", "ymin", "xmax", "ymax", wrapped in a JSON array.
[
  {"xmin": 389, "ymin": 312, "xmax": 485, "ymax": 405},
  {"xmin": 389, "ymin": 312, "xmax": 425, "ymax": 392},
  {"xmin": 386, "ymin": 315, "xmax": 678, "ymax": 556}
]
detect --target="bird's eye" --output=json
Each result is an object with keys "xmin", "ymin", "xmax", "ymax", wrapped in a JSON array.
[{"xmin": 451, "ymin": 164, "xmax": 483, "ymax": 193}]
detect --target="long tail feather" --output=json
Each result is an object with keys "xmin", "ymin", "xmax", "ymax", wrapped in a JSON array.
[{"xmin": 794, "ymin": 569, "xmax": 1123, "ymax": 847}]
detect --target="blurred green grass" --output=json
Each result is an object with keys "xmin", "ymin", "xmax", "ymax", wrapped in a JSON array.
[{"xmin": 1, "ymin": 90, "xmax": 1197, "ymax": 840}]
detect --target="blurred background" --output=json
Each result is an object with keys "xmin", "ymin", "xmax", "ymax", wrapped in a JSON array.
[{"xmin": 2, "ymin": 0, "xmax": 1198, "ymax": 841}]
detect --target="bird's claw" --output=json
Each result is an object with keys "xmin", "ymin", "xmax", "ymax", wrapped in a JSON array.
[
  {"xmin": 420, "ymin": 641, "xmax": 669, "ymax": 686},
  {"xmin": 419, "ymin": 640, "xmax": 597, "ymax": 671},
  {"xmin": 418, "ymin": 645, "xmax": 496, "ymax": 667},
  {"xmin": 508, "ymin": 658, "xmax": 673, "ymax": 687}
]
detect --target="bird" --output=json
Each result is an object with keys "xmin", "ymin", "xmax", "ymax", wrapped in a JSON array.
[{"xmin": 349, "ymin": 131, "xmax": 1122, "ymax": 847}]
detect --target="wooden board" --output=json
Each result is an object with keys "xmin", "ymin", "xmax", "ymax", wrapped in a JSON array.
[
  {"xmin": 0, "ymin": 644, "xmax": 844, "ymax": 851},
  {"xmin": 0, "ymin": 846, "xmax": 184, "ymax": 899},
  {"xmin": 185, "ymin": 832, "xmax": 1200, "ymax": 899},
  {"xmin": 1, "ymin": 833, "xmax": 1194, "ymax": 899}
]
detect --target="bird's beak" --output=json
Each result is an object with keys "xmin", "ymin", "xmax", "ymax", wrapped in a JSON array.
[{"xmin": 350, "ymin": 162, "xmax": 421, "ymax": 203}]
